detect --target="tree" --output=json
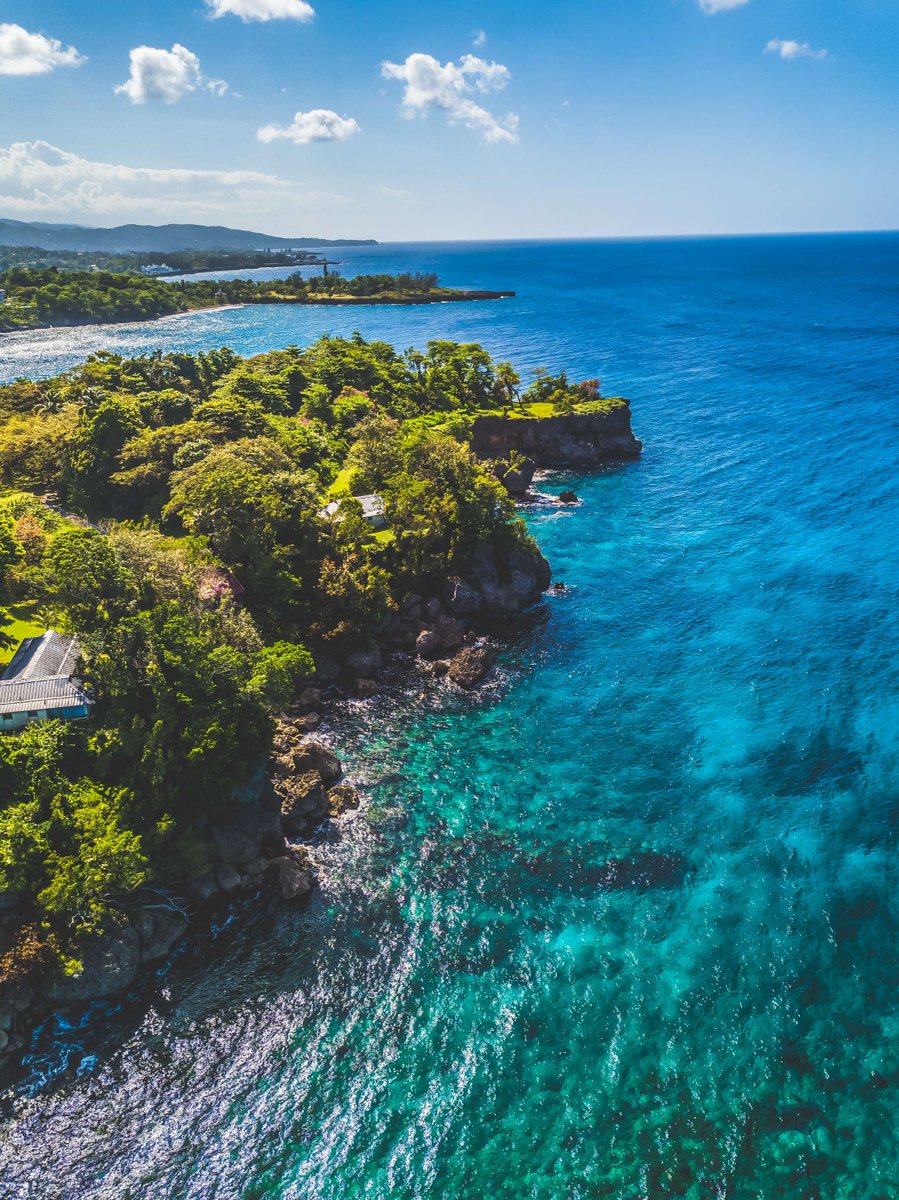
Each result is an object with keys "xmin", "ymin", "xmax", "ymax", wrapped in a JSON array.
[
  {"xmin": 0, "ymin": 801, "xmax": 49, "ymax": 895},
  {"xmin": 164, "ymin": 440, "xmax": 321, "ymax": 611},
  {"xmin": 385, "ymin": 431, "xmax": 513, "ymax": 580},
  {"xmin": 38, "ymin": 782, "xmax": 148, "ymax": 934},
  {"xmin": 85, "ymin": 606, "xmax": 272, "ymax": 813},
  {"xmin": 315, "ymin": 547, "xmax": 392, "ymax": 649},
  {"xmin": 65, "ymin": 394, "xmax": 142, "ymax": 510},
  {"xmin": 495, "ymin": 361, "xmax": 521, "ymax": 410},
  {"xmin": 422, "ymin": 340, "xmax": 497, "ymax": 412},
  {"xmin": 0, "ymin": 513, "xmax": 22, "ymax": 590},
  {"xmin": 44, "ymin": 526, "xmax": 130, "ymax": 630},
  {"xmin": 249, "ymin": 641, "xmax": 314, "ymax": 708},
  {"xmin": 12, "ymin": 512, "xmax": 48, "ymax": 566},
  {"xmin": 346, "ymin": 413, "xmax": 403, "ymax": 491}
]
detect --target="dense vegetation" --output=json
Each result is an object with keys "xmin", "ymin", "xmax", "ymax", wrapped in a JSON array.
[
  {"xmin": 0, "ymin": 248, "xmax": 139, "ymax": 274},
  {"xmin": 0, "ymin": 335, "xmax": 604, "ymax": 981},
  {"xmin": 0, "ymin": 247, "xmax": 328, "ymax": 275},
  {"xmin": 0, "ymin": 268, "xmax": 462, "ymax": 331},
  {"xmin": 0, "ymin": 268, "xmax": 193, "ymax": 329},
  {"xmin": 135, "ymin": 249, "xmax": 328, "ymax": 275}
]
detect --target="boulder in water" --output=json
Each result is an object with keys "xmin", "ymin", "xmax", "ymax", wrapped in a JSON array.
[
  {"xmin": 328, "ymin": 783, "xmax": 360, "ymax": 817},
  {"xmin": 448, "ymin": 644, "xmax": 497, "ymax": 689},
  {"xmin": 274, "ymin": 848, "xmax": 315, "ymax": 901},
  {"xmin": 279, "ymin": 771, "xmax": 328, "ymax": 835},
  {"xmin": 415, "ymin": 627, "xmax": 442, "ymax": 658}
]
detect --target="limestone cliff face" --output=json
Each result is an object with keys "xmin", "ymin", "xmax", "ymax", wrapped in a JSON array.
[{"xmin": 471, "ymin": 405, "xmax": 642, "ymax": 467}]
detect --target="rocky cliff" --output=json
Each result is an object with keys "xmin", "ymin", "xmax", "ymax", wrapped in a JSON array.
[
  {"xmin": 471, "ymin": 405, "xmax": 642, "ymax": 467},
  {"xmin": 447, "ymin": 536, "xmax": 552, "ymax": 616}
]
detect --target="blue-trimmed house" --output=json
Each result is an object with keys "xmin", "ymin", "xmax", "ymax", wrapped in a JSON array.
[{"xmin": 0, "ymin": 630, "xmax": 93, "ymax": 731}]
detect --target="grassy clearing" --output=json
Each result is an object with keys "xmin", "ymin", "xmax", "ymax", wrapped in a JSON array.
[
  {"xmin": 1, "ymin": 602, "xmax": 45, "ymax": 665},
  {"xmin": 326, "ymin": 466, "xmax": 357, "ymax": 500}
]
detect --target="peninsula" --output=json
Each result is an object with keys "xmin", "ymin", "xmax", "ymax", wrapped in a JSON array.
[
  {"xmin": 0, "ymin": 268, "xmax": 515, "ymax": 332},
  {"xmin": 0, "ymin": 336, "xmax": 639, "ymax": 1075}
]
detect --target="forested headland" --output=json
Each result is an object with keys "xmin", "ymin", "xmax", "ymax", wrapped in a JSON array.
[
  {"xmin": 0, "ymin": 335, "xmax": 618, "ymax": 994},
  {"xmin": 0, "ymin": 247, "xmax": 330, "ymax": 276},
  {"xmin": 0, "ymin": 268, "xmax": 512, "ymax": 331}
]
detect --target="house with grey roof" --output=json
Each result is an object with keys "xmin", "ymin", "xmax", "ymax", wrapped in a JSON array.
[
  {"xmin": 318, "ymin": 493, "xmax": 387, "ymax": 530},
  {"xmin": 0, "ymin": 630, "xmax": 93, "ymax": 731}
]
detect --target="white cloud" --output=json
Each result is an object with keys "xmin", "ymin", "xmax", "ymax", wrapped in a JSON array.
[
  {"xmin": 473, "ymin": 30, "xmax": 487, "ymax": 48},
  {"xmin": 765, "ymin": 38, "xmax": 828, "ymax": 60},
  {"xmin": 258, "ymin": 109, "xmax": 360, "ymax": 144},
  {"xmin": 0, "ymin": 140, "xmax": 288, "ymax": 219},
  {"xmin": 377, "ymin": 186, "xmax": 417, "ymax": 205},
  {"xmin": 206, "ymin": 0, "xmax": 315, "ymax": 21},
  {"xmin": 381, "ymin": 52, "xmax": 519, "ymax": 145},
  {"xmin": 699, "ymin": 0, "xmax": 751, "ymax": 12},
  {"xmin": 0, "ymin": 23, "xmax": 84, "ymax": 76},
  {"xmin": 116, "ymin": 44, "xmax": 227, "ymax": 105}
]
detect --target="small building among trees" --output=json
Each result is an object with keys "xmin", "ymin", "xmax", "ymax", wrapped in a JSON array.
[
  {"xmin": 319, "ymin": 493, "xmax": 387, "ymax": 530},
  {"xmin": 0, "ymin": 631, "xmax": 93, "ymax": 731}
]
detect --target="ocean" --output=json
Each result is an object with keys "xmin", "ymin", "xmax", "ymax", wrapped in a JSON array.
[{"xmin": 1, "ymin": 234, "xmax": 898, "ymax": 1197}]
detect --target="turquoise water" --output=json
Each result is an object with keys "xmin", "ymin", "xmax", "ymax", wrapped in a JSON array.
[{"xmin": 2, "ymin": 235, "xmax": 899, "ymax": 1197}]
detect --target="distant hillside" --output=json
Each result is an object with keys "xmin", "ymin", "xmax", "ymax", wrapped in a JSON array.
[{"xmin": 0, "ymin": 219, "xmax": 377, "ymax": 253}]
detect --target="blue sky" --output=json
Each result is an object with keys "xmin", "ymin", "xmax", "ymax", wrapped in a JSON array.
[{"xmin": 0, "ymin": 0, "xmax": 896, "ymax": 240}]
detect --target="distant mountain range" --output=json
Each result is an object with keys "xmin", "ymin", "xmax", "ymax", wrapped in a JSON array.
[{"xmin": 0, "ymin": 219, "xmax": 377, "ymax": 253}]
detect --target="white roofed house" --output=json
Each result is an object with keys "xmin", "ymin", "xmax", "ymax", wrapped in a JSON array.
[
  {"xmin": 0, "ymin": 631, "xmax": 93, "ymax": 731},
  {"xmin": 318, "ymin": 494, "xmax": 387, "ymax": 531}
]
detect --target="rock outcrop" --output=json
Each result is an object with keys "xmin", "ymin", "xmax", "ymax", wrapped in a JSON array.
[
  {"xmin": 328, "ymin": 783, "xmax": 360, "ymax": 817},
  {"xmin": 273, "ymin": 847, "xmax": 315, "ymax": 901},
  {"xmin": 493, "ymin": 456, "xmax": 537, "ymax": 496},
  {"xmin": 448, "ymin": 644, "xmax": 497, "ymax": 689},
  {"xmin": 0, "ymin": 726, "xmax": 353, "ymax": 1075},
  {"xmin": 446, "ymin": 537, "xmax": 551, "ymax": 617},
  {"xmin": 471, "ymin": 406, "xmax": 642, "ymax": 467},
  {"xmin": 209, "ymin": 767, "xmax": 282, "ymax": 866},
  {"xmin": 279, "ymin": 770, "xmax": 329, "ymax": 836},
  {"xmin": 271, "ymin": 730, "xmax": 345, "ymax": 837}
]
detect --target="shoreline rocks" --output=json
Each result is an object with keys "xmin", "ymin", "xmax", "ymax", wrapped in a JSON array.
[
  {"xmin": 492, "ymin": 455, "xmax": 537, "ymax": 496},
  {"xmin": 272, "ymin": 846, "xmax": 315, "ymax": 901},
  {"xmin": 449, "ymin": 644, "xmax": 497, "ymax": 689},
  {"xmin": 0, "ymin": 505, "xmax": 555, "ymax": 1080},
  {"xmin": 273, "ymin": 732, "xmax": 346, "ymax": 838},
  {"xmin": 445, "ymin": 538, "xmax": 551, "ymax": 617}
]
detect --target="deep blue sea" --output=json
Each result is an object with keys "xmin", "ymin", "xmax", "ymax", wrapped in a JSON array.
[{"xmin": 2, "ymin": 235, "xmax": 899, "ymax": 1198}]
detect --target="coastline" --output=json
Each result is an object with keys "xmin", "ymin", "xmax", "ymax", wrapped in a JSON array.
[
  {"xmin": 0, "ymin": 565, "xmax": 552, "ymax": 1089},
  {"xmin": 0, "ymin": 402, "xmax": 642, "ymax": 1089},
  {"xmin": 0, "ymin": 290, "xmax": 516, "ymax": 336}
]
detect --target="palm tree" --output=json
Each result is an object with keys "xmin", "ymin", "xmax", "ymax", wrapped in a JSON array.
[{"xmin": 495, "ymin": 361, "xmax": 521, "ymax": 413}]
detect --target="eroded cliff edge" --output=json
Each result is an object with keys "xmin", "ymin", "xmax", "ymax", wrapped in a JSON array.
[{"xmin": 471, "ymin": 403, "xmax": 643, "ymax": 467}]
